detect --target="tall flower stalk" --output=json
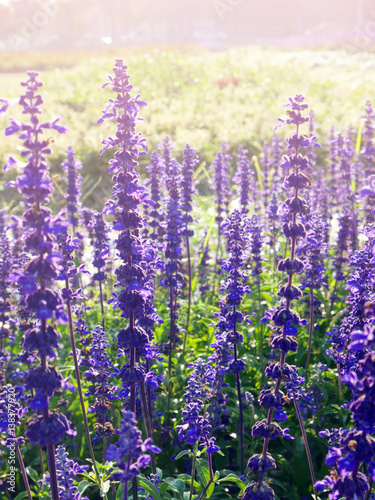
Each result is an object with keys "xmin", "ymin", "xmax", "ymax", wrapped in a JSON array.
[
  {"xmin": 62, "ymin": 145, "xmax": 82, "ymax": 236},
  {"xmin": 249, "ymin": 214, "xmax": 265, "ymax": 369},
  {"xmin": 160, "ymin": 157, "xmax": 183, "ymax": 417},
  {"xmin": 244, "ymin": 95, "xmax": 319, "ymax": 499},
  {"xmin": 98, "ymin": 60, "xmax": 159, "ymax": 496},
  {"xmin": 211, "ymin": 143, "xmax": 231, "ymax": 274},
  {"xmin": 218, "ymin": 209, "xmax": 251, "ymax": 475},
  {"xmin": 181, "ymin": 144, "xmax": 198, "ymax": 355},
  {"xmin": 4, "ymin": 71, "xmax": 74, "ymax": 500},
  {"xmin": 90, "ymin": 212, "xmax": 110, "ymax": 329}
]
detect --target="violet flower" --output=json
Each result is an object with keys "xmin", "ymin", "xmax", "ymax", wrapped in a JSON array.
[
  {"xmin": 146, "ymin": 150, "xmax": 165, "ymax": 246},
  {"xmin": 245, "ymin": 95, "xmax": 319, "ymax": 499},
  {"xmin": 107, "ymin": 411, "xmax": 160, "ymax": 498},
  {"xmin": 4, "ymin": 70, "xmax": 74, "ymax": 500},
  {"xmin": 62, "ymin": 146, "xmax": 82, "ymax": 234},
  {"xmin": 54, "ymin": 444, "xmax": 89, "ymax": 500},
  {"xmin": 211, "ymin": 143, "xmax": 231, "ymax": 269},
  {"xmin": 233, "ymin": 144, "xmax": 253, "ymax": 214},
  {"xmin": 99, "ymin": 61, "xmax": 159, "ymax": 484},
  {"xmin": 84, "ymin": 325, "xmax": 116, "ymax": 446}
]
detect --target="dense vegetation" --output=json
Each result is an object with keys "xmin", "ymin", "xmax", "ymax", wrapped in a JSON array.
[{"xmin": 1, "ymin": 46, "xmax": 375, "ymax": 500}]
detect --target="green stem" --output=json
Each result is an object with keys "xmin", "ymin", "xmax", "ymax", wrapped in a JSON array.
[
  {"xmin": 234, "ymin": 343, "xmax": 244, "ymax": 475},
  {"xmin": 305, "ymin": 287, "xmax": 314, "ymax": 371},
  {"xmin": 16, "ymin": 444, "xmax": 33, "ymax": 500},
  {"xmin": 189, "ymin": 442, "xmax": 198, "ymax": 500},
  {"xmin": 139, "ymin": 380, "xmax": 156, "ymax": 474},
  {"xmin": 182, "ymin": 231, "xmax": 192, "ymax": 358},
  {"xmin": 197, "ymin": 479, "xmax": 213, "ymax": 500},
  {"xmin": 99, "ymin": 280, "xmax": 105, "ymax": 330},
  {"xmin": 256, "ymin": 275, "xmax": 264, "ymax": 371},
  {"xmin": 337, "ymin": 362, "xmax": 343, "ymax": 401},
  {"xmin": 294, "ymin": 400, "xmax": 317, "ymax": 499}
]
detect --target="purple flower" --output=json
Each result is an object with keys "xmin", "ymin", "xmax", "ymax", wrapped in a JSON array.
[
  {"xmin": 62, "ymin": 146, "xmax": 82, "ymax": 230},
  {"xmin": 106, "ymin": 411, "xmax": 160, "ymax": 483},
  {"xmin": 54, "ymin": 445, "xmax": 89, "ymax": 500}
]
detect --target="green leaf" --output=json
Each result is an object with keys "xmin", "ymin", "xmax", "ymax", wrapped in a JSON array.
[
  {"xmin": 196, "ymin": 459, "xmax": 214, "ymax": 498},
  {"xmin": 252, "ymin": 155, "xmax": 263, "ymax": 190},
  {"xmin": 218, "ymin": 473, "xmax": 246, "ymax": 493},
  {"xmin": 176, "ymin": 474, "xmax": 201, "ymax": 492},
  {"xmin": 156, "ymin": 467, "xmax": 163, "ymax": 480},
  {"xmin": 14, "ymin": 493, "xmax": 29, "ymax": 500},
  {"xmin": 169, "ymin": 478, "xmax": 185, "ymax": 497},
  {"xmin": 25, "ymin": 466, "xmax": 39, "ymax": 483},
  {"xmin": 138, "ymin": 477, "xmax": 163, "ymax": 500},
  {"xmin": 356, "ymin": 119, "xmax": 364, "ymax": 154},
  {"xmin": 116, "ymin": 483, "xmax": 124, "ymax": 500},
  {"xmin": 77, "ymin": 480, "xmax": 93, "ymax": 494},
  {"xmin": 159, "ymin": 482, "xmax": 169, "ymax": 497},
  {"xmin": 174, "ymin": 449, "xmax": 192, "ymax": 461}
]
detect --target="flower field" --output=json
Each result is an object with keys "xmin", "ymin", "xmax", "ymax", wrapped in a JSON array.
[{"xmin": 1, "ymin": 46, "xmax": 375, "ymax": 500}]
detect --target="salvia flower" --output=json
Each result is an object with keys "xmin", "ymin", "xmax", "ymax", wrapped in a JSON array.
[
  {"xmin": 106, "ymin": 411, "xmax": 160, "ymax": 484},
  {"xmin": 317, "ymin": 233, "xmax": 375, "ymax": 499},
  {"xmin": 145, "ymin": 150, "xmax": 165, "ymax": 246},
  {"xmin": 4, "ymin": 70, "xmax": 74, "ymax": 500},
  {"xmin": 84, "ymin": 325, "xmax": 116, "ymax": 443},
  {"xmin": 53, "ymin": 444, "xmax": 89, "ymax": 500},
  {"xmin": 180, "ymin": 144, "xmax": 199, "ymax": 236},
  {"xmin": 90, "ymin": 212, "xmax": 110, "ymax": 283},
  {"xmin": 233, "ymin": 144, "xmax": 253, "ymax": 214},
  {"xmin": 99, "ymin": 62, "xmax": 160, "ymax": 461},
  {"xmin": 62, "ymin": 146, "xmax": 82, "ymax": 232},
  {"xmin": 211, "ymin": 142, "xmax": 232, "ymax": 263},
  {"xmin": 177, "ymin": 358, "xmax": 214, "ymax": 449},
  {"xmin": 160, "ymin": 158, "xmax": 184, "ymax": 352},
  {"xmin": 249, "ymin": 95, "xmax": 318, "ymax": 496}
]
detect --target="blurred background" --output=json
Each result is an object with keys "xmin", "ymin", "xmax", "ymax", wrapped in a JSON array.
[
  {"xmin": 1, "ymin": 0, "xmax": 375, "ymax": 210},
  {"xmin": 0, "ymin": 0, "xmax": 374, "ymax": 52}
]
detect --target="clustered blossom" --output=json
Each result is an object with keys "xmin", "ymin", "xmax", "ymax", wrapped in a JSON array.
[
  {"xmin": 98, "ymin": 62, "xmax": 160, "ymax": 487},
  {"xmin": 211, "ymin": 142, "xmax": 231, "ymax": 257},
  {"xmin": 84, "ymin": 325, "xmax": 116, "ymax": 443},
  {"xmin": 99, "ymin": 59, "xmax": 155, "ymax": 378},
  {"xmin": 211, "ymin": 209, "xmax": 251, "ymax": 472},
  {"xmin": 145, "ymin": 150, "xmax": 165, "ymax": 245},
  {"xmin": 298, "ymin": 213, "xmax": 328, "ymax": 346},
  {"xmin": 62, "ymin": 146, "xmax": 82, "ymax": 231},
  {"xmin": 180, "ymin": 144, "xmax": 198, "ymax": 236},
  {"xmin": 249, "ymin": 214, "xmax": 264, "ymax": 277},
  {"xmin": 107, "ymin": 411, "xmax": 160, "ymax": 484},
  {"xmin": 159, "ymin": 135, "xmax": 175, "ymax": 181},
  {"xmin": 5, "ymin": 71, "xmax": 75, "ymax": 500},
  {"xmin": 326, "ymin": 234, "xmax": 375, "ymax": 372},
  {"xmin": 160, "ymin": 157, "xmax": 184, "ymax": 352},
  {"xmin": 177, "ymin": 358, "xmax": 218, "ymax": 453},
  {"xmin": 233, "ymin": 144, "xmax": 253, "ymax": 214},
  {"xmin": 317, "ymin": 232, "xmax": 375, "ymax": 499},
  {"xmin": 244, "ymin": 95, "xmax": 318, "ymax": 499},
  {"xmin": 90, "ymin": 212, "xmax": 110, "ymax": 283},
  {"xmin": 53, "ymin": 445, "xmax": 89, "ymax": 500}
]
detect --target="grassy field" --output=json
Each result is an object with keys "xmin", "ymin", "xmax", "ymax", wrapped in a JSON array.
[{"xmin": 1, "ymin": 45, "xmax": 375, "ymax": 209}]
